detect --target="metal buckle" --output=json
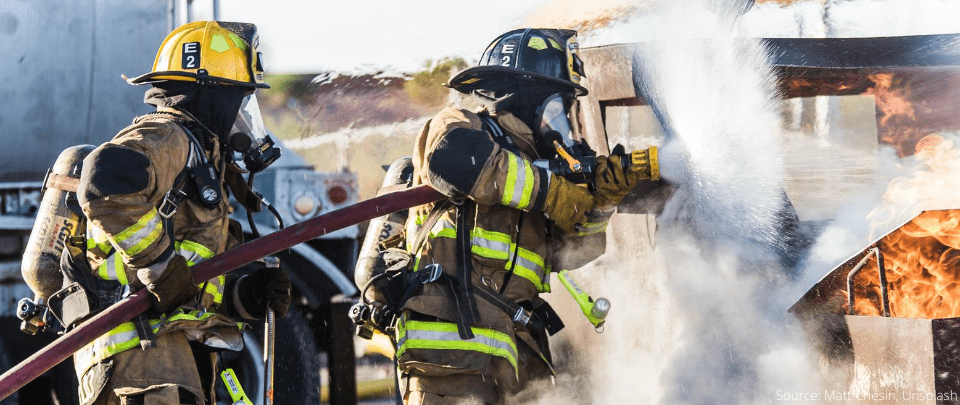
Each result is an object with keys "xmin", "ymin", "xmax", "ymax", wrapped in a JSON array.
[
  {"xmin": 158, "ymin": 190, "xmax": 186, "ymax": 219},
  {"xmin": 513, "ymin": 308, "xmax": 531, "ymax": 326},
  {"xmin": 422, "ymin": 264, "xmax": 442, "ymax": 284}
]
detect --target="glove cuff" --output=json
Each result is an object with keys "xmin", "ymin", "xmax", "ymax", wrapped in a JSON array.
[
  {"xmin": 136, "ymin": 246, "xmax": 175, "ymax": 285},
  {"xmin": 233, "ymin": 275, "xmax": 266, "ymax": 320}
]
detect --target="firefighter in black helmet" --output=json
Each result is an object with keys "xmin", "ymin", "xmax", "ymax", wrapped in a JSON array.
[{"xmin": 392, "ymin": 28, "xmax": 658, "ymax": 404}]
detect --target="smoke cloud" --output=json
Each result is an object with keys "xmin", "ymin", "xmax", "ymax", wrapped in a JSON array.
[{"xmin": 539, "ymin": 0, "xmax": 827, "ymax": 403}]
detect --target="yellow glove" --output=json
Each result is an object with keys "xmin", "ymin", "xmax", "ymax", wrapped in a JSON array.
[
  {"xmin": 543, "ymin": 176, "xmax": 595, "ymax": 234},
  {"xmin": 593, "ymin": 146, "xmax": 658, "ymax": 208}
]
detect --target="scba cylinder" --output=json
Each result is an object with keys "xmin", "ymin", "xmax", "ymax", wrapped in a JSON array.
[
  {"xmin": 354, "ymin": 157, "xmax": 413, "ymax": 302},
  {"xmin": 21, "ymin": 145, "xmax": 96, "ymax": 300}
]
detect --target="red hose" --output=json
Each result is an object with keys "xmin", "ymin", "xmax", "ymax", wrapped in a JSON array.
[{"xmin": 0, "ymin": 185, "xmax": 444, "ymax": 400}]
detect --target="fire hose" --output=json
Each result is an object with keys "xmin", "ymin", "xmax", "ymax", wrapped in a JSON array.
[{"xmin": 0, "ymin": 185, "xmax": 445, "ymax": 401}]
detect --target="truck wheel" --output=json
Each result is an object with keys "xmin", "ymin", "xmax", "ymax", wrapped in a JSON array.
[{"xmin": 217, "ymin": 304, "xmax": 322, "ymax": 405}]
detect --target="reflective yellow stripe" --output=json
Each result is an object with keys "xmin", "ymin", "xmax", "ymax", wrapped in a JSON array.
[
  {"xmin": 414, "ymin": 214, "xmax": 428, "ymax": 226},
  {"xmin": 112, "ymin": 209, "xmax": 163, "ymax": 257},
  {"xmin": 75, "ymin": 308, "xmax": 243, "ymax": 378},
  {"xmin": 471, "ymin": 228, "xmax": 511, "ymax": 260},
  {"xmin": 428, "ymin": 218, "xmax": 457, "ymax": 240},
  {"xmin": 501, "ymin": 154, "xmax": 519, "ymax": 206},
  {"xmin": 96, "ymin": 253, "xmax": 130, "ymax": 285},
  {"xmin": 396, "ymin": 318, "xmax": 518, "ymax": 375},
  {"xmin": 507, "ymin": 246, "xmax": 546, "ymax": 292},
  {"xmin": 87, "ymin": 225, "xmax": 113, "ymax": 255},
  {"xmin": 470, "ymin": 227, "xmax": 546, "ymax": 291},
  {"xmin": 200, "ymin": 275, "xmax": 225, "ymax": 305},
  {"xmin": 517, "ymin": 159, "xmax": 534, "ymax": 210},
  {"xmin": 176, "ymin": 240, "xmax": 215, "ymax": 266},
  {"xmin": 500, "ymin": 153, "xmax": 534, "ymax": 210},
  {"xmin": 74, "ymin": 319, "xmax": 162, "ymax": 377},
  {"xmin": 576, "ymin": 221, "xmax": 608, "ymax": 236},
  {"xmin": 166, "ymin": 309, "xmax": 218, "ymax": 323}
]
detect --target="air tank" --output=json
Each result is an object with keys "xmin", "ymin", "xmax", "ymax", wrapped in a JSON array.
[
  {"xmin": 21, "ymin": 145, "xmax": 95, "ymax": 300},
  {"xmin": 354, "ymin": 157, "xmax": 413, "ymax": 302}
]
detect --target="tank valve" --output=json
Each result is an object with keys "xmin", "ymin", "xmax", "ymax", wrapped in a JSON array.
[{"xmin": 17, "ymin": 297, "xmax": 47, "ymax": 335}]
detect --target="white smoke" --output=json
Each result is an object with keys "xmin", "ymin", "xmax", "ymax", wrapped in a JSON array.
[
  {"xmin": 539, "ymin": 1, "xmax": 829, "ymax": 404},
  {"xmin": 866, "ymin": 133, "xmax": 960, "ymax": 239},
  {"xmin": 545, "ymin": 1, "xmax": 960, "ymax": 403}
]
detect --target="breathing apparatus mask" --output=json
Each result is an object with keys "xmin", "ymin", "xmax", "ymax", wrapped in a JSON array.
[
  {"xmin": 228, "ymin": 93, "xmax": 281, "ymax": 173},
  {"xmin": 529, "ymin": 92, "xmax": 601, "ymax": 184},
  {"xmin": 534, "ymin": 92, "xmax": 594, "ymax": 160}
]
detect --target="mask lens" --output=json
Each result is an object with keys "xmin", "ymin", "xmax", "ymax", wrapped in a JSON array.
[
  {"xmin": 538, "ymin": 94, "xmax": 574, "ymax": 147},
  {"xmin": 236, "ymin": 94, "xmax": 270, "ymax": 145},
  {"xmin": 231, "ymin": 93, "xmax": 281, "ymax": 172}
]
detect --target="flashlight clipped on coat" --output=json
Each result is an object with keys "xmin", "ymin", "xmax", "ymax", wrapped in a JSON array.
[{"xmin": 557, "ymin": 270, "xmax": 610, "ymax": 331}]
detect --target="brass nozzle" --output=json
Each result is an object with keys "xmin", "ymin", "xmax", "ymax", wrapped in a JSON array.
[{"xmin": 630, "ymin": 146, "xmax": 659, "ymax": 180}]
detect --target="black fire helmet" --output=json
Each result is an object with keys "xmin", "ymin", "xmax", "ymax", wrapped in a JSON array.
[{"xmin": 448, "ymin": 28, "xmax": 588, "ymax": 96}]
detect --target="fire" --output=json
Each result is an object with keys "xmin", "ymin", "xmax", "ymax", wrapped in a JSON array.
[
  {"xmin": 866, "ymin": 73, "xmax": 921, "ymax": 157},
  {"xmin": 847, "ymin": 210, "xmax": 960, "ymax": 318},
  {"xmin": 866, "ymin": 71, "xmax": 960, "ymax": 157}
]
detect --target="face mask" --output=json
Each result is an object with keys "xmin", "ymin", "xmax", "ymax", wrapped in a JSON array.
[
  {"xmin": 536, "ymin": 93, "xmax": 576, "ymax": 149},
  {"xmin": 229, "ymin": 94, "xmax": 281, "ymax": 172},
  {"xmin": 533, "ymin": 92, "xmax": 596, "ymax": 160}
]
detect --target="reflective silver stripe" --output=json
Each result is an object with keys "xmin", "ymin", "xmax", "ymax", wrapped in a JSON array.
[
  {"xmin": 96, "ymin": 252, "xmax": 130, "ymax": 285},
  {"xmin": 86, "ymin": 225, "xmax": 113, "ymax": 255},
  {"xmin": 507, "ymin": 154, "xmax": 529, "ymax": 208},
  {"xmin": 508, "ymin": 247, "xmax": 546, "ymax": 291},
  {"xmin": 112, "ymin": 209, "xmax": 163, "ymax": 257},
  {"xmin": 175, "ymin": 240, "xmax": 215, "ymax": 266},
  {"xmin": 429, "ymin": 218, "xmax": 457, "ymax": 239},
  {"xmin": 74, "ymin": 319, "xmax": 161, "ymax": 378},
  {"xmin": 471, "ymin": 234, "xmax": 511, "ymax": 260},
  {"xmin": 138, "ymin": 251, "xmax": 175, "ymax": 284},
  {"xmin": 396, "ymin": 319, "xmax": 518, "ymax": 373},
  {"xmin": 509, "ymin": 250, "xmax": 544, "ymax": 275}
]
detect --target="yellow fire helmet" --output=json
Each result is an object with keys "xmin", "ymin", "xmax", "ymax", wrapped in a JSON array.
[{"xmin": 125, "ymin": 21, "xmax": 269, "ymax": 89}]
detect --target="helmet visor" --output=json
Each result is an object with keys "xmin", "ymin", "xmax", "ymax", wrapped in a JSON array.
[
  {"xmin": 538, "ymin": 93, "xmax": 575, "ymax": 147},
  {"xmin": 235, "ymin": 93, "xmax": 269, "ymax": 145}
]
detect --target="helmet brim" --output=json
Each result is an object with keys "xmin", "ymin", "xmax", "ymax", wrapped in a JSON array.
[
  {"xmin": 125, "ymin": 71, "xmax": 270, "ymax": 89},
  {"xmin": 447, "ymin": 66, "xmax": 587, "ymax": 96}
]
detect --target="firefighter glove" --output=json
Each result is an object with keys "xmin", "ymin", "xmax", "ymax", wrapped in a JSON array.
[
  {"xmin": 236, "ymin": 264, "xmax": 291, "ymax": 319},
  {"xmin": 543, "ymin": 175, "xmax": 595, "ymax": 234},
  {"xmin": 593, "ymin": 145, "xmax": 658, "ymax": 208},
  {"xmin": 140, "ymin": 254, "xmax": 199, "ymax": 314}
]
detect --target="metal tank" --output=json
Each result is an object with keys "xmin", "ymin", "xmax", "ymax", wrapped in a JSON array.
[{"xmin": 0, "ymin": 1, "xmax": 166, "ymax": 182}]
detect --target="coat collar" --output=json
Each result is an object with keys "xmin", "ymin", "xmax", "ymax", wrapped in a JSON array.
[{"xmin": 482, "ymin": 109, "xmax": 540, "ymax": 159}]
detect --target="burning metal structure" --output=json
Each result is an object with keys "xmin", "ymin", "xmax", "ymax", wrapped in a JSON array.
[{"xmin": 577, "ymin": 32, "xmax": 960, "ymax": 403}]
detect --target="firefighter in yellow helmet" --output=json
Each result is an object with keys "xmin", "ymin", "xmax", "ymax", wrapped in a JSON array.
[
  {"xmin": 394, "ymin": 28, "xmax": 657, "ymax": 404},
  {"xmin": 71, "ymin": 21, "xmax": 290, "ymax": 404}
]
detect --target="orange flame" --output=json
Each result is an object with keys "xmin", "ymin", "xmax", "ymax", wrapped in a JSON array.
[{"xmin": 847, "ymin": 210, "xmax": 960, "ymax": 318}]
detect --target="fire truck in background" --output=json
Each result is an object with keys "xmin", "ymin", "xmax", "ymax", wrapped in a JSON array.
[{"xmin": 0, "ymin": 1, "xmax": 359, "ymax": 404}]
